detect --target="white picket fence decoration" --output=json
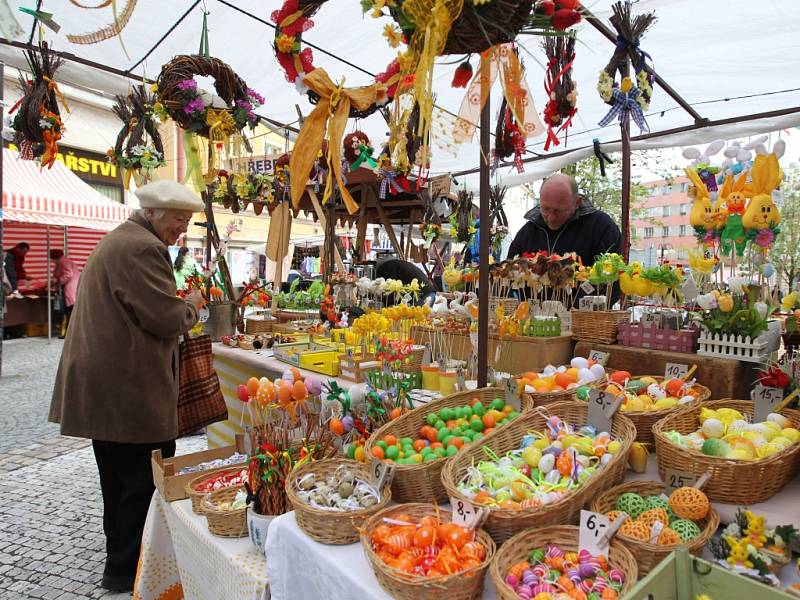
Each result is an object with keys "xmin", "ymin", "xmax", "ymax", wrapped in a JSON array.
[{"xmin": 697, "ymin": 320, "xmax": 781, "ymax": 363}]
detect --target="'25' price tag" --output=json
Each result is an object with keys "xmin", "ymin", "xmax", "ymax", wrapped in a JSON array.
[
  {"xmin": 663, "ymin": 469, "xmax": 696, "ymax": 494},
  {"xmin": 579, "ymin": 510, "xmax": 611, "ymax": 556}
]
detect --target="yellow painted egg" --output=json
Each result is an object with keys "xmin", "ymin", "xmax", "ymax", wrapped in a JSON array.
[
  {"xmin": 654, "ymin": 397, "xmax": 678, "ymax": 410},
  {"xmin": 771, "ymin": 436, "xmax": 794, "ymax": 449},
  {"xmin": 607, "ymin": 440, "xmax": 621, "ymax": 454},
  {"xmin": 727, "ymin": 448, "xmax": 754, "ymax": 460},
  {"xmin": 780, "ymin": 428, "xmax": 800, "ymax": 443},
  {"xmin": 640, "ymin": 376, "xmax": 658, "ymax": 386},
  {"xmin": 767, "ymin": 413, "xmax": 792, "ymax": 429}
]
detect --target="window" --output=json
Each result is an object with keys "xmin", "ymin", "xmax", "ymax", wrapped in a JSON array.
[
  {"xmin": 662, "ymin": 205, "xmax": 671, "ymax": 217},
  {"xmin": 644, "ymin": 227, "xmax": 654, "ymax": 238},
  {"xmin": 648, "ymin": 206, "xmax": 660, "ymax": 218},
  {"xmin": 680, "ymin": 182, "xmax": 688, "ymax": 193},
  {"xmin": 662, "ymin": 226, "xmax": 670, "ymax": 238},
  {"xmin": 679, "ymin": 224, "xmax": 687, "ymax": 236},
  {"xmin": 680, "ymin": 203, "xmax": 689, "ymax": 215}
]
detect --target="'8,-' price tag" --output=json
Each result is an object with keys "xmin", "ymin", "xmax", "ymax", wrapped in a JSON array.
[
  {"xmin": 579, "ymin": 510, "xmax": 611, "ymax": 556},
  {"xmin": 369, "ymin": 458, "xmax": 396, "ymax": 490},
  {"xmin": 588, "ymin": 350, "xmax": 610, "ymax": 366},
  {"xmin": 450, "ymin": 497, "xmax": 485, "ymax": 529},
  {"xmin": 588, "ymin": 389, "xmax": 622, "ymax": 433},
  {"xmin": 753, "ymin": 384, "xmax": 784, "ymax": 422},
  {"xmin": 664, "ymin": 362, "xmax": 689, "ymax": 380},
  {"xmin": 663, "ymin": 469, "xmax": 696, "ymax": 494}
]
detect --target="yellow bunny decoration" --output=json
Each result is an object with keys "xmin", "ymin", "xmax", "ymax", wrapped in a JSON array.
[
  {"xmin": 685, "ymin": 168, "xmax": 716, "ymax": 230},
  {"xmin": 725, "ymin": 535, "xmax": 754, "ymax": 569},
  {"xmin": 742, "ymin": 153, "xmax": 782, "ymax": 230},
  {"xmin": 719, "ymin": 172, "xmax": 748, "ymax": 216},
  {"xmin": 744, "ymin": 510, "xmax": 767, "ymax": 549}
]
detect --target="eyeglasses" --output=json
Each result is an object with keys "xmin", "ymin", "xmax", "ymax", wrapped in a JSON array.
[{"xmin": 538, "ymin": 204, "xmax": 574, "ymax": 216}]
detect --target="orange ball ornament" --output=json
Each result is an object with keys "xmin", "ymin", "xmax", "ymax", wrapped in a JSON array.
[
  {"xmin": 245, "ymin": 377, "xmax": 260, "ymax": 397},
  {"xmin": 668, "ymin": 486, "xmax": 710, "ymax": 520}
]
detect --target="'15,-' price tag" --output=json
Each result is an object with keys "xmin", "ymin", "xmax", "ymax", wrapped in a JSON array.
[
  {"xmin": 753, "ymin": 384, "xmax": 784, "ymax": 422},
  {"xmin": 588, "ymin": 389, "xmax": 622, "ymax": 433},
  {"xmin": 369, "ymin": 458, "xmax": 396, "ymax": 490},
  {"xmin": 663, "ymin": 469, "xmax": 697, "ymax": 494},
  {"xmin": 579, "ymin": 510, "xmax": 611, "ymax": 557},
  {"xmin": 450, "ymin": 497, "xmax": 485, "ymax": 529},
  {"xmin": 588, "ymin": 350, "xmax": 610, "ymax": 366},
  {"xmin": 664, "ymin": 362, "xmax": 689, "ymax": 380}
]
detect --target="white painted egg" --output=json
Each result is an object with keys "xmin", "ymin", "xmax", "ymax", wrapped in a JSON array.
[
  {"xmin": 538, "ymin": 454, "xmax": 555, "ymax": 473},
  {"xmin": 578, "ymin": 367, "xmax": 595, "ymax": 382},
  {"xmin": 767, "ymin": 413, "xmax": 791, "ymax": 429},
  {"xmin": 543, "ymin": 365, "xmax": 557, "ymax": 376},
  {"xmin": 701, "ymin": 418, "xmax": 724, "ymax": 439},
  {"xmin": 727, "ymin": 419, "xmax": 748, "ymax": 435},
  {"xmin": 590, "ymin": 364, "xmax": 606, "ymax": 379},
  {"xmin": 571, "ymin": 357, "xmax": 589, "ymax": 369},
  {"xmin": 600, "ymin": 453, "xmax": 613, "ymax": 466},
  {"xmin": 678, "ymin": 395, "xmax": 695, "ymax": 405},
  {"xmin": 556, "ymin": 365, "xmax": 567, "ymax": 373},
  {"xmin": 647, "ymin": 383, "xmax": 667, "ymax": 400}
]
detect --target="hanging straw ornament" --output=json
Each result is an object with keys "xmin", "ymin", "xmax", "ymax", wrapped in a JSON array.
[{"xmin": 542, "ymin": 35, "xmax": 578, "ymax": 151}]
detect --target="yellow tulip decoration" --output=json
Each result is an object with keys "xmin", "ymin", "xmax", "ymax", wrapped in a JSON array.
[{"xmin": 717, "ymin": 294, "xmax": 734, "ymax": 313}]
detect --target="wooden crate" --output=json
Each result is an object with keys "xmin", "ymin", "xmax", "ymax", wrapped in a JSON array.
[
  {"xmin": 618, "ymin": 322, "xmax": 700, "ymax": 353},
  {"xmin": 338, "ymin": 355, "xmax": 379, "ymax": 383},
  {"xmin": 574, "ymin": 341, "xmax": 759, "ymax": 400},
  {"xmin": 151, "ymin": 434, "xmax": 246, "ymax": 501},
  {"xmin": 410, "ymin": 326, "xmax": 574, "ymax": 373},
  {"xmin": 627, "ymin": 547, "xmax": 793, "ymax": 599}
]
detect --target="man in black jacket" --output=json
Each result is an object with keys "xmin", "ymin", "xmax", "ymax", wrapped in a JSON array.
[{"xmin": 507, "ymin": 174, "xmax": 622, "ymax": 303}]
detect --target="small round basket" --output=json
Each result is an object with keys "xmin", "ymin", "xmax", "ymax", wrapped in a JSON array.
[
  {"xmin": 364, "ymin": 387, "xmax": 509, "ymax": 503},
  {"xmin": 590, "ymin": 480, "xmax": 720, "ymax": 575},
  {"xmin": 442, "ymin": 401, "xmax": 635, "ymax": 544},
  {"xmin": 520, "ymin": 375, "xmax": 607, "ymax": 410},
  {"xmin": 202, "ymin": 485, "xmax": 248, "ymax": 538},
  {"xmin": 361, "ymin": 503, "xmax": 496, "ymax": 600},
  {"xmin": 653, "ymin": 399, "xmax": 800, "ymax": 503},
  {"xmin": 185, "ymin": 466, "xmax": 248, "ymax": 514},
  {"xmin": 286, "ymin": 459, "xmax": 391, "ymax": 545},
  {"xmin": 489, "ymin": 525, "xmax": 638, "ymax": 600}
]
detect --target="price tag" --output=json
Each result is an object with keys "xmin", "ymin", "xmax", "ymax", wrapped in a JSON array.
[
  {"xmin": 649, "ymin": 521, "xmax": 664, "ymax": 544},
  {"xmin": 422, "ymin": 347, "xmax": 432, "ymax": 366},
  {"xmin": 560, "ymin": 311, "xmax": 572, "ymax": 332},
  {"xmin": 588, "ymin": 389, "xmax": 622, "ymax": 433},
  {"xmin": 641, "ymin": 312, "xmax": 661, "ymax": 327},
  {"xmin": 504, "ymin": 377, "xmax": 521, "ymax": 412},
  {"xmin": 579, "ymin": 510, "xmax": 611, "ymax": 556},
  {"xmin": 753, "ymin": 384, "xmax": 784, "ymax": 422},
  {"xmin": 369, "ymin": 457, "xmax": 396, "ymax": 490},
  {"xmin": 197, "ymin": 306, "xmax": 210, "ymax": 323},
  {"xmin": 580, "ymin": 281, "xmax": 596, "ymax": 295},
  {"xmin": 578, "ymin": 296, "xmax": 593, "ymax": 311},
  {"xmin": 588, "ymin": 350, "xmax": 610, "ymax": 366},
  {"xmin": 681, "ymin": 275, "xmax": 699, "ymax": 302},
  {"xmin": 664, "ymin": 362, "xmax": 689, "ymax": 380},
  {"xmin": 450, "ymin": 497, "xmax": 484, "ymax": 529},
  {"xmin": 663, "ymin": 469, "xmax": 696, "ymax": 494}
]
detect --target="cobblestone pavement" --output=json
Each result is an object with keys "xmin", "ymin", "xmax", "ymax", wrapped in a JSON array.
[{"xmin": 0, "ymin": 338, "xmax": 207, "ymax": 599}]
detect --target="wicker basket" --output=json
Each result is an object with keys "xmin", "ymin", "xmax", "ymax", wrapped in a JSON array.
[
  {"xmin": 360, "ymin": 503, "xmax": 496, "ymax": 600},
  {"xmin": 364, "ymin": 387, "xmax": 506, "ymax": 503},
  {"xmin": 202, "ymin": 485, "xmax": 248, "ymax": 538},
  {"xmin": 185, "ymin": 466, "xmax": 248, "ymax": 514},
  {"xmin": 489, "ymin": 525, "xmax": 638, "ymax": 600},
  {"xmin": 653, "ymin": 399, "xmax": 800, "ymax": 503},
  {"xmin": 616, "ymin": 376, "xmax": 712, "ymax": 445},
  {"xmin": 519, "ymin": 375, "xmax": 608, "ymax": 411},
  {"xmin": 441, "ymin": 401, "xmax": 636, "ymax": 544},
  {"xmin": 571, "ymin": 309, "xmax": 629, "ymax": 344},
  {"xmin": 397, "ymin": 345, "xmax": 426, "ymax": 374},
  {"xmin": 245, "ymin": 317, "xmax": 274, "ymax": 334},
  {"xmin": 589, "ymin": 480, "xmax": 720, "ymax": 576},
  {"xmin": 286, "ymin": 459, "xmax": 392, "ymax": 545}
]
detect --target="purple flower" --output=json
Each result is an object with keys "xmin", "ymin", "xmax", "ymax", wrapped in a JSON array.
[
  {"xmin": 235, "ymin": 99, "xmax": 253, "ymax": 112},
  {"xmin": 755, "ymin": 228, "xmax": 775, "ymax": 248},
  {"xmin": 177, "ymin": 79, "xmax": 198, "ymax": 91},
  {"xmin": 247, "ymin": 88, "xmax": 265, "ymax": 105},
  {"xmin": 183, "ymin": 97, "xmax": 206, "ymax": 115}
]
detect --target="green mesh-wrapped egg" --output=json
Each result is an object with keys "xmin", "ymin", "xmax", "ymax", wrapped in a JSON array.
[
  {"xmin": 645, "ymin": 495, "xmax": 669, "ymax": 511},
  {"xmin": 616, "ymin": 493, "xmax": 646, "ymax": 519},
  {"xmin": 671, "ymin": 519, "xmax": 701, "ymax": 542}
]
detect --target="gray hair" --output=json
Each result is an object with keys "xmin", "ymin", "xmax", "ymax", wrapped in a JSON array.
[{"xmin": 135, "ymin": 208, "xmax": 167, "ymax": 221}]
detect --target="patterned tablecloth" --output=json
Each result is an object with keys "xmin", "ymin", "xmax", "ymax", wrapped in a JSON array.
[{"xmin": 134, "ymin": 492, "xmax": 268, "ymax": 600}]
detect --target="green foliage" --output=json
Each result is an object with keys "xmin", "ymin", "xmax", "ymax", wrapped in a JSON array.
[{"xmin": 770, "ymin": 164, "xmax": 800, "ymax": 290}]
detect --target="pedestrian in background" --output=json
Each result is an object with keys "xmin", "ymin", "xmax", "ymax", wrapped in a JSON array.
[
  {"xmin": 49, "ymin": 180, "xmax": 205, "ymax": 593},
  {"xmin": 50, "ymin": 249, "xmax": 79, "ymax": 338},
  {"xmin": 173, "ymin": 245, "xmax": 198, "ymax": 290}
]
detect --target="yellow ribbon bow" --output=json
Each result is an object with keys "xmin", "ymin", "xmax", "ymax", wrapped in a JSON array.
[{"xmin": 289, "ymin": 68, "xmax": 382, "ymax": 214}]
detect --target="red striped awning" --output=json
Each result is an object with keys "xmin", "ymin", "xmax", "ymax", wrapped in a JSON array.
[{"xmin": 2, "ymin": 148, "xmax": 131, "ymax": 231}]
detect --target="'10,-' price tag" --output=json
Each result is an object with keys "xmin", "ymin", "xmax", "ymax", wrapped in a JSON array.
[
  {"xmin": 663, "ymin": 469, "xmax": 697, "ymax": 494},
  {"xmin": 753, "ymin": 384, "xmax": 784, "ymax": 422},
  {"xmin": 588, "ymin": 350, "xmax": 610, "ymax": 366},
  {"xmin": 588, "ymin": 389, "xmax": 622, "ymax": 433},
  {"xmin": 664, "ymin": 362, "xmax": 689, "ymax": 380},
  {"xmin": 369, "ymin": 458, "xmax": 396, "ymax": 490},
  {"xmin": 579, "ymin": 510, "xmax": 611, "ymax": 557}
]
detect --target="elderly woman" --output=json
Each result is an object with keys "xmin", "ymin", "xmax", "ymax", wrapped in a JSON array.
[{"xmin": 49, "ymin": 180, "xmax": 205, "ymax": 592}]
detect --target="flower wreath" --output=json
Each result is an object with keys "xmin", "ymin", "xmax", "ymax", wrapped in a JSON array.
[
  {"xmin": 156, "ymin": 55, "xmax": 264, "ymax": 138},
  {"xmin": 109, "ymin": 85, "xmax": 165, "ymax": 187}
]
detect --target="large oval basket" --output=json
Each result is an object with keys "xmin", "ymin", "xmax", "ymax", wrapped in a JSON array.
[
  {"xmin": 361, "ymin": 503, "xmax": 496, "ymax": 600},
  {"xmin": 489, "ymin": 525, "xmax": 638, "ymax": 600},
  {"xmin": 285, "ymin": 458, "xmax": 391, "ymax": 544},
  {"xmin": 589, "ymin": 480, "xmax": 720, "ymax": 576},
  {"xmin": 364, "ymin": 387, "xmax": 512, "ymax": 503},
  {"xmin": 653, "ymin": 399, "xmax": 800, "ymax": 503},
  {"xmin": 442, "ymin": 401, "xmax": 636, "ymax": 544}
]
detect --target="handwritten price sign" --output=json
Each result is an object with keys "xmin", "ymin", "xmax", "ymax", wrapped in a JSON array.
[
  {"xmin": 753, "ymin": 384, "xmax": 784, "ymax": 422},
  {"xmin": 664, "ymin": 362, "xmax": 689, "ymax": 380},
  {"xmin": 664, "ymin": 469, "xmax": 697, "ymax": 494},
  {"xmin": 450, "ymin": 497, "xmax": 485, "ymax": 529},
  {"xmin": 588, "ymin": 389, "xmax": 622, "ymax": 433},
  {"xmin": 369, "ymin": 458, "xmax": 396, "ymax": 490},
  {"xmin": 588, "ymin": 350, "xmax": 610, "ymax": 366},
  {"xmin": 579, "ymin": 510, "xmax": 610, "ymax": 556}
]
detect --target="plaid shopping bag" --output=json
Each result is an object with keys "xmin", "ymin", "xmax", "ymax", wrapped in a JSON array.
[{"xmin": 177, "ymin": 334, "xmax": 228, "ymax": 437}]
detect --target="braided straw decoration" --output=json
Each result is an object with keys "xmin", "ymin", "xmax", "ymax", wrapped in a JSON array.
[
  {"xmin": 590, "ymin": 480, "xmax": 720, "ymax": 576},
  {"xmin": 157, "ymin": 54, "xmax": 249, "ymax": 138}
]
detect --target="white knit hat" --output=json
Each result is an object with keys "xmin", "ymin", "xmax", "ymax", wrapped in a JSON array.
[{"xmin": 135, "ymin": 180, "xmax": 205, "ymax": 212}]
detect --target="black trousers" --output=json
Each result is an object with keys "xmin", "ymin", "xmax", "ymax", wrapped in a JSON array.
[{"xmin": 92, "ymin": 439, "xmax": 176, "ymax": 579}]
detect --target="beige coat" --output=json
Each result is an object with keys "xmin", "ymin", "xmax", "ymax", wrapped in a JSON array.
[{"xmin": 49, "ymin": 214, "xmax": 198, "ymax": 443}]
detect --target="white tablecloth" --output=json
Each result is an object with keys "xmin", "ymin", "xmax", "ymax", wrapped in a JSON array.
[
  {"xmin": 265, "ymin": 511, "xmax": 499, "ymax": 600},
  {"xmin": 135, "ymin": 493, "xmax": 268, "ymax": 600}
]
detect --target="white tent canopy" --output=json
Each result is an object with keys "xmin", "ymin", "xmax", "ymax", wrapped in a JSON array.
[{"xmin": 1, "ymin": 0, "xmax": 799, "ymax": 187}]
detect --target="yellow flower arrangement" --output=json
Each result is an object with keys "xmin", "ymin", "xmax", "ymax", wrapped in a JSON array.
[
  {"xmin": 383, "ymin": 24, "xmax": 404, "ymax": 48},
  {"xmin": 717, "ymin": 294, "xmax": 734, "ymax": 313},
  {"xmin": 275, "ymin": 34, "xmax": 297, "ymax": 53}
]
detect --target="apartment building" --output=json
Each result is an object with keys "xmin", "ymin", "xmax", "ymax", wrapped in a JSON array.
[{"xmin": 631, "ymin": 176, "xmax": 695, "ymax": 265}]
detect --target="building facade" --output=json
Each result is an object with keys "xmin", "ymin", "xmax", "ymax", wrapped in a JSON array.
[{"xmin": 631, "ymin": 176, "xmax": 695, "ymax": 266}]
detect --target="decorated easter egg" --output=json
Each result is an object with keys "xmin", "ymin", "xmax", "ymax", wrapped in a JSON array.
[
  {"xmin": 701, "ymin": 418, "xmax": 724, "ymax": 439},
  {"xmin": 701, "ymin": 438, "xmax": 729, "ymax": 457},
  {"xmin": 281, "ymin": 369, "xmax": 295, "ymax": 382},
  {"xmin": 571, "ymin": 357, "xmax": 589, "ymax": 369},
  {"xmin": 258, "ymin": 376, "xmax": 270, "ymax": 387},
  {"xmin": 616, "ymin": 492, "xmax": 646, "ymax": 518},
  {"xmin": 578, "ymin": 367, "xmax": 595, "ymax": 382},
  {"xmin": 654, "ymin": 397, "xmax": 678, "ymax": 410},
  {"xmin": 576, "ymin": 386, "xmax": 591, "ymax": 401},
  {"xmin": 625, "ymin": 379, "xmax": 646, "ymax": 394},
  {"xmin": 762, "ymin": 263, "xmax": 775, "ymax": 277},
  {"xmin": 647, "ymin": 383, "xmax": 667, "ymax": 400},
  {"xmin": 781, "ymin": 428, "xmax": 800, "ymax": 443},
  {"xmin": 304, "ymin": 375, "xmax": 323, "ymax": 396},
  {"xmin": 608, "ymin": 371, "xmax": 632, "ymax": 385},
  {"xmin": 670, "ymin": 519, "xmax": 701, "ymax": 542},
  {"xmin": 236, "ymin": 384, "xmax": 250, "ymax": 402},
  {"xmin": 539, "ymin": 454, "xmax": 556, "ymax": 474},
  {"xmin": 543, "ymin": 365, "xmax": 557, "ymax": 376},
  {"xmin": 644, "ymin": 495, "xmax": 669, "ymax": 512},
  {"xmin": 767, "ymin": 413, "xmax": 791, "ymax": 429},
  {"xmin": 522, "ymin": 446, "xmax": 542, "ymax": 467},
  {"xmin": 678, "ymin": 395, "xmax": 695, "ymax": 405},
  {"xmin": 590, "ymin": 364, "xmax": 606, "ymax": 379},
  {"xmin": 727, "ymin": 419, "xmax": 748, "ymax": 435}
]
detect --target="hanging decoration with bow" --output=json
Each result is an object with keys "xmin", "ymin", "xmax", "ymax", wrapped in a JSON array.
[
  {"xmin": 453, "ymin": 43, "xmax": 544, "ymax": 147},
  {"xmin": 542, "ymin": 35, "xmax": 578, "ymax": 151},
  {"xmin": 596, "ymin": 2, "xmax": 657, "ymax": 134}
]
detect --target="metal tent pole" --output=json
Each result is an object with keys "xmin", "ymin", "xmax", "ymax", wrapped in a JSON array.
[
  {"xmin": 46, "ymin": 225, "xmax": 51, "ymax": 342},
  {"xmin": 477, "ymin": 70, "xmax": 491, "ymax": 388}
]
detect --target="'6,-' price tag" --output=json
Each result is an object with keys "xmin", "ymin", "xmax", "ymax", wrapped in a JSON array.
[
  {"xmin": 663, "ymin": 469, "xmax": 696, "ymax": 494},
  {"xmin": 579, "ymin": 510, "xmax": 611, "ymax": 556},
  {"xmin": 450, "ymin": 497, "xmax": 486, "ymax": 529},
  {"xmin": 588, "ymin": 389, "xmax": 622, "ymax": 433},
  {"xmin": 369, "ymin": 458, "xmax": 396, "ymax": 490},
  {"xmin": 664, "ymin": 362, "xmax": 689, "ymax": 380},
  {"xmin": 753, "ymin": 384, "xmax": 784, "ymax": 422},
  {"xmin": 588, "ymin": 350, "xmax": 610, "ymax": 367}
]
